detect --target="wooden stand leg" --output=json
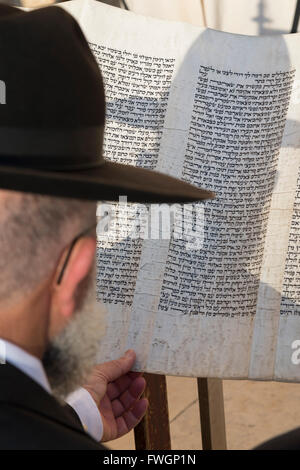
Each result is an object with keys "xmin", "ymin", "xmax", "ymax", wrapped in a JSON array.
[
  {"xmin": 197, "ymin": 378, "xmax": 227, "ymax": 450},
  {"xmin": 134, "ymin": 373, "xmax": 171, "ymax": 450}
]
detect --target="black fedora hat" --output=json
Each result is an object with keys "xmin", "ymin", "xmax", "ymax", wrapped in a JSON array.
[{"xmin": 0, "ymin": 4, "xmax": 214, "ymax": 203}]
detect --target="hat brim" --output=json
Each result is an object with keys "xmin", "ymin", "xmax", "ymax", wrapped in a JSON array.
[{"xmin": 0, "ymin": 160, "xmax": 215, "ymax": 203}]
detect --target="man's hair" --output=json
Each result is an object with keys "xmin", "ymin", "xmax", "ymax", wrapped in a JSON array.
[{"xmin": 0, "ymin": 190, "xmax": 96, "ymax": 305}]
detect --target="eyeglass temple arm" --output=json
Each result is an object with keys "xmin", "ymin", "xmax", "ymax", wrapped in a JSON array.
[{"xmin": 56, "ymin": 222, "xmax": 97, "ymax": 285}]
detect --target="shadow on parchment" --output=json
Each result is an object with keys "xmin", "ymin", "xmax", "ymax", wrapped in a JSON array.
[
  {"xmin": 252, "ymin": 0, "xmax": 290, "ymax": 35},
  {"xmin": 96, "ymin": 23, "xmax": 300, "ymax": 336}
]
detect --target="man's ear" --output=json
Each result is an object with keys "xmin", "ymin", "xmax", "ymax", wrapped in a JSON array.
[{"xmin": 50, "ymin": 237, "xmax": 96, "ymax": 324}]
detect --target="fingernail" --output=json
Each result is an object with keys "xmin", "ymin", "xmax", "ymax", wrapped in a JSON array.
[{"xmin": 125, "ymin": 349, "xmax": 134, "ymax": 357}]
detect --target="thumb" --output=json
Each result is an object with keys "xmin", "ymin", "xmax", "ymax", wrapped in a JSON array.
[{"xmin": 95, "ymin": 349, "xmax": 136, "ymax": 383}]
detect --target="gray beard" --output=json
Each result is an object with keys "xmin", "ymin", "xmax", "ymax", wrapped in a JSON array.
[{"xmin": 42, "ymin": 267, "xmax": 106, "ymax": 401}]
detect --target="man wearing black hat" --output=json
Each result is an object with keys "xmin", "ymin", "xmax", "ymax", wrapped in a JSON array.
[{"xmin": 0, "ymin": 4, "xmax": 213, "ymax": 450}]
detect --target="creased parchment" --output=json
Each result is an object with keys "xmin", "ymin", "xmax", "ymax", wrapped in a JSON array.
[{"xmin": 62, "ymin": 0, "xmax": 300, "ymax": 381}]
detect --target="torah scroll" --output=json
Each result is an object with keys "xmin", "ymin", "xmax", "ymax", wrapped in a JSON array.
[{"xmin": 62, "ymin": 0, "xmax": 300, "ymax": 381}]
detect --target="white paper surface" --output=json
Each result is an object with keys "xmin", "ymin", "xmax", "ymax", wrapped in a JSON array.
[{"xmin": 62, "ymin": 0, "xmax": 300, "ymax": 380}]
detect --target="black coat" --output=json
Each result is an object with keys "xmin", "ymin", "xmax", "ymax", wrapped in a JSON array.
[
  {"xmin": 254, "ymin": 427, "xmax": 300, "ymax": 450},
  {"xmin": 0, "ymin": 362, "xmax": 106, "ymax": 450}
]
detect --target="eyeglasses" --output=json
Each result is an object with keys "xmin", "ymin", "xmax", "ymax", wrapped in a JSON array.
[{"xmin": 56, "ymin": 222, "xmax": 97, "ymax": 285}]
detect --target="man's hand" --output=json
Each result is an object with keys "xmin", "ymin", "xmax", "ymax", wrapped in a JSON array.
[{"xmin": 83, "ymin": 350, "xmax": 148, "ymax": 442}]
